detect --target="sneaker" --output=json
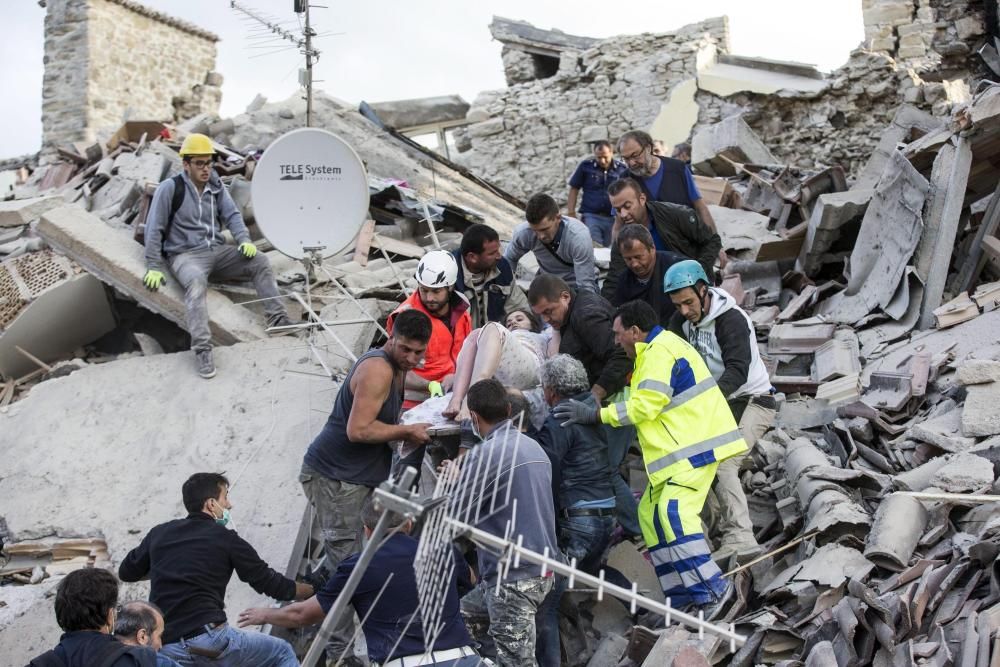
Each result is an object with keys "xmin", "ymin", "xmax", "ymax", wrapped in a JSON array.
[
  {"xmin": 266, "ymin": 315, "xmax": 298, "ymax": 336},
  {"xmin": 196, "ymin": 350, "xmax": 216, "ymax": 379}
]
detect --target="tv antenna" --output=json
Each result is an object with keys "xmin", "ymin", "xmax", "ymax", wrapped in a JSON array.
[{"xmin": 230, "ymin": 0, "xmax": 323, "ymax": 126}]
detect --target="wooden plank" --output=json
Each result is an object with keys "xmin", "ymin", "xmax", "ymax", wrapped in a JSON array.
[
  {"xmin": 351, "ymin": 219, "xmax": 376, "ymax": 268},
  {"xmin": 692, "ymin": 175, "xmax": 732, "ymax": 207},
  {"xmin": 14, "ymin": 345, "xmax": 53, "ymax": 373},
  {"xmin": 372, "ymin": 234, "xmax": 426, "ymax": 259}
]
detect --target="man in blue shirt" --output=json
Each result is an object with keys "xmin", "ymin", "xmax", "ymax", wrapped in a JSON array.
[
  {"xmin": 567, "ymin": 140, "xmax": 629, "ymax": 246},
  {"xmin": 238, "ymin": 495, "xmax": 478, "ymax": 666},
  {"xmin": 617, "ymin": 130, "xmax": 717, "ymax": 236}
]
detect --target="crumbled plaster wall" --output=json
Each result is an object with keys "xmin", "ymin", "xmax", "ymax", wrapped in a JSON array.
[
  {"xmin": 459, "ymin": 1, "xmax": 989, "ymax": 198},
  {"xmin": 457, "ymin": 17, "xmax": 729, "ymax": 202},
  {"xmin": 41, "ymin": 0, "xmax": 222, "ymax": 161}
]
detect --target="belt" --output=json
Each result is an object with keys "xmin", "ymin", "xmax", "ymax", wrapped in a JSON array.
[
  {"xmin": 178, "ymin": 621, "xmax": 225, "ymax": 642},
  {"xmin": 563, "ymin": 507, "xmax": 614, "ymax": 518},
  {"xmin": 380, "ymin": 645, "xmax": 477, "ymax": 667}
]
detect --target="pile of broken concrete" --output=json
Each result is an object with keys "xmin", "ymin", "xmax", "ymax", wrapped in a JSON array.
[{"xmin": 4, "ymin": 79, "xmax": 1000, "ymax": 665}]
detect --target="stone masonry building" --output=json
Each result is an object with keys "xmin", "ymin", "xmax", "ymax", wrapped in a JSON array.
[
  {"xmin": 41, "ymin": 0, "xmax": 222, "ymax": 161},
  {"xmin": 457, "ymin": 1, "xmax": 992, "ymax": 202}
]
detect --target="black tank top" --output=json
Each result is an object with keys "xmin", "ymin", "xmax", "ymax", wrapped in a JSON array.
[{"xmin": 303, "ymin": 349, "xmax": 404, "ymax": 487}]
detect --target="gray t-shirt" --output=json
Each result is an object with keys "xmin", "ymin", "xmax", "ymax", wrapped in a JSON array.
[{"xmin": 504, "ymin": 217, "xmax": 598, "ymax": 292}]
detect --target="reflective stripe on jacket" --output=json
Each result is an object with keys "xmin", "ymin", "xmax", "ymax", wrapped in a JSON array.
[{"xmin": 599, "ymin": 327, "xmax": 747, "ymax": 487}]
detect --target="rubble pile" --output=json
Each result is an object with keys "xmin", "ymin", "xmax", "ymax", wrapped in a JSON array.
[
  {"xmin": 0, "ymin": 92, "xmax": 525, "ymax": 404},
  {"xmin": 578, "ymin": 84, "xmax": 1000, "ymax": 666},
  {"xmin": 3, "ymin": 10, "xmax": 1000, "ymax": 666}
]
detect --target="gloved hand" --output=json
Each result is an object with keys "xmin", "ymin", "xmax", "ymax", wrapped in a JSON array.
[
  {"xmin": 427, "ymin": 380, "xmax": 444, "ymax": 398},
  {"xmin": 238, "ymin": 242, "xmax": 258, "ymax": 259},
  {"xmin": 553, "ymin": 398, "xmax": 599, "ymax": 427},
  {"xmin": 143, "ymin": 270, "xmax": 165, "ymax": 291}
]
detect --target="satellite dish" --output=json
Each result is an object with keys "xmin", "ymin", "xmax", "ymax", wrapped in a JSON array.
[{"xmin": 251, "ymin": 128, "xmax": 369, "ymax": 260}]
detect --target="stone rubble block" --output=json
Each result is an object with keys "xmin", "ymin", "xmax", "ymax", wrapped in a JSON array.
[
  {"xmin": 931, "ymin": 453, "xmax": 996, "ymax": 492},
  {"xmin": 0, "ymin": 196, "xmax": 65, "ymax": 227}
]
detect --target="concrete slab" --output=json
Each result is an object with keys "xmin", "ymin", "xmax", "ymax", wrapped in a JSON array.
[
  {"xmin": 817, "ymin": 152, "xmax": 929, "ymax": 325},
  {"xmin": 0, "ymin": 270, "xmax": 114, "ymax": 379},
  {"xmin": 697, "ymin": 61, "xmax": 829, "ymax": 97},
  {"xmin": 797, "ymin": 189, "xmax": 873, "ymax": 277},
  {"xmin": 650, "ymin": 78, "xmax": 699, "ymax": 152},
  {"xmin": 914, "ymin": 139, "xmax": 973, "ymax": 329},
  {"xmin": 855, "ymin": 105, "xmax": 944, "ymax": 191},
  {"xmin": 932, "ymin": 453, "xmax": 996, "ymax": 492},
  {"xmin": 956, "ymin": 360, "xmax": 1000, "ymax": 386},
  {"xmin": 710, "ymin": 205, "xmax": 781, "ymax": 259},
  {"xmin": 36, "ymin": 205, "xmax": 266, "ymax": 346},
  {"xmin": 0, "ymin": 337, "xmax": 343, "ymax": 665},
  {"xmin": 962, "ymin": 381, "xmax": 1000, "ymax": 437},
  {"xmin": 0, "ymin": 195, "xmax": 65, "ymax": 227},
  {"xmin": 691, "ymin": 116, "xmax": 778, "ymax": 177},
  {"xmin": 907, "ymin": 408, "xmax": 977, "ymax": 452}
]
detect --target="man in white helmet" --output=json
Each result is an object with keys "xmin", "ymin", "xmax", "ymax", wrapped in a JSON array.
[
  {"xmin": 142, "ymin": 133, "xmax": 293, "ymax": 379},
  {"xmin": 387, "ymin": 250, "xmax": 473, "ymax": 408}
]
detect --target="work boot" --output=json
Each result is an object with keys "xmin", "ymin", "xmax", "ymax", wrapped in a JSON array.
[
  {"xmin": 699, "ymin": 580, "xmax": 735, "ymax": 622},
  {"xmin": 195, "ymin": 350, "xmax": 216, "ymax": 379},
  {"xmin": 266, "ymin": 314, "xmax": 299, "ymax": 336}
]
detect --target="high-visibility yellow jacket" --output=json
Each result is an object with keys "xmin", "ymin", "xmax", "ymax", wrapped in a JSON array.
[{"xmin": 600, "ymin": 326, "xmax": 747, "ymax": 487}]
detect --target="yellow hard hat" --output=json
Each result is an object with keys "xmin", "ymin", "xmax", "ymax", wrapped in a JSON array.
[{"xmin": 178, "ymin": 133, "xmax": 216, "ymax": 157}]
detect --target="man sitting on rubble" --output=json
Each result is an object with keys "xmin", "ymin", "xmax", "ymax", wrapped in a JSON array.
[
  {"xmin": 114, "ymin": 601, "xmax": 182, "ymax": 667},
  {"xmin": 528, "ymin": 273, "xmax": 641, "ymax": 538},
  {"xmin": 300, "ymin": 308, "xmax": 433, "ymax": 662},
  {"xmin": 535, "ymin": 354, "xmax": 617, "ymax": 667},
  {"xmin": 610, "ymin": 223, "xmax": 687, "ymax": 327},
  {"xmin": 505, "ymin": 193, "xmax": 599, "ymax": 292},
  {"xmin": 450, "ymin": 378, "xmax": 560, "ymax": 667},
  {"xmin": 141, "ymin": 133, "xmax": 293, "ymax": 380},
  {"xmin": 387, "ymin": 250, "xmax": 473, "ymax": 408},
  {"xmin": 237, "ymin": 495, "xmax": 480, "ymax": 667},
  {"xmin": 454, "ymin": 223, "xmax": 529, "ymax": 329},
  {"xmin": 118, "ymin": 473, "xmax": 313, "ymax": 666},
  {"xmin": 602, "ymin": 177, "xmax": 721, "ymax": 300},
  {"xmin": 664, "ymin": 260, "xmax": 776, "ymax": 564},
  {"xmin": 28, "ymin": 568, "xmax": 156, "ymax": 667},
  {"xmin": 554, "ymin": 300, "xmax": 747, "ymax": 618}
]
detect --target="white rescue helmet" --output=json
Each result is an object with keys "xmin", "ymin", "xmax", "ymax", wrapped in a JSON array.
[{"xmin": 414, "ymin": 250, "xmax": 458, "ymax": 288}]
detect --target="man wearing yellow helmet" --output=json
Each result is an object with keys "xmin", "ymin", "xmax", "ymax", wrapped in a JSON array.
[{"xmin": 143, "ymin": 133, "xmax": 293, "ymax": 379}]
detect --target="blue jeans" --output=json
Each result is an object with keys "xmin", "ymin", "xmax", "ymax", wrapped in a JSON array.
[
  {"xmin": 160, "ymin": 624, "xmax": 298, "ymax": 667},
  {"xmin": 536, "ymin": 514, "xmax": 615, "ymax": 667},
  {"xmin": 581, "ymin": 212, "xmax": 614, "ymax": 247},
  {"xmin": 605, "ymin": 424, "xmax": 641, "ymax": 537}
]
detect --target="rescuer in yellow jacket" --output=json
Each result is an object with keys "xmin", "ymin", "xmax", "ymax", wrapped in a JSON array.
[{"xmin": 555, "ymin": 299, "xmax": 747, "ymax": 616}]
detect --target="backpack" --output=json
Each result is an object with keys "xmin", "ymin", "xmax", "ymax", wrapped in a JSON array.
[
  {"xmin": 28, "ymin": 641, "xmax": 155, "ymax": 667},
  {"xmin": 159, "ymin": 174, "xmax": 226, "ymax": 256}
]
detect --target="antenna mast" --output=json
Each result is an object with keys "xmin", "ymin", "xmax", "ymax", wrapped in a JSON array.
[{"xmin": 230, "ymin": 0, "xmax": 321, "ymax": 127}]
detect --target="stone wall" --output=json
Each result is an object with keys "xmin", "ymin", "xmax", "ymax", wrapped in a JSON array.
[
  {"xmin": 459, "ymin": 2, "xmax": 991, "ymax": 200},
  {"xmin": 457, "ymin": 17, "xmax": 729, "ymax": 202},
  {"xmin": 41, "ymin": 0, "xmax": 221, "ymax": 161},
  {"xmin": 41, "ymin": 0, "xmax": 91, "ymax": 160}
]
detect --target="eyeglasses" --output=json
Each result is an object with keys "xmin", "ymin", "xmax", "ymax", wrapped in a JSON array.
[
  {"xmin": 621, "ymin": 147, "xmax": 646, "ymax": 163},
  {"xmin": 189, "ymin": 159, "xmax": 213, "ymax": 169}
]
